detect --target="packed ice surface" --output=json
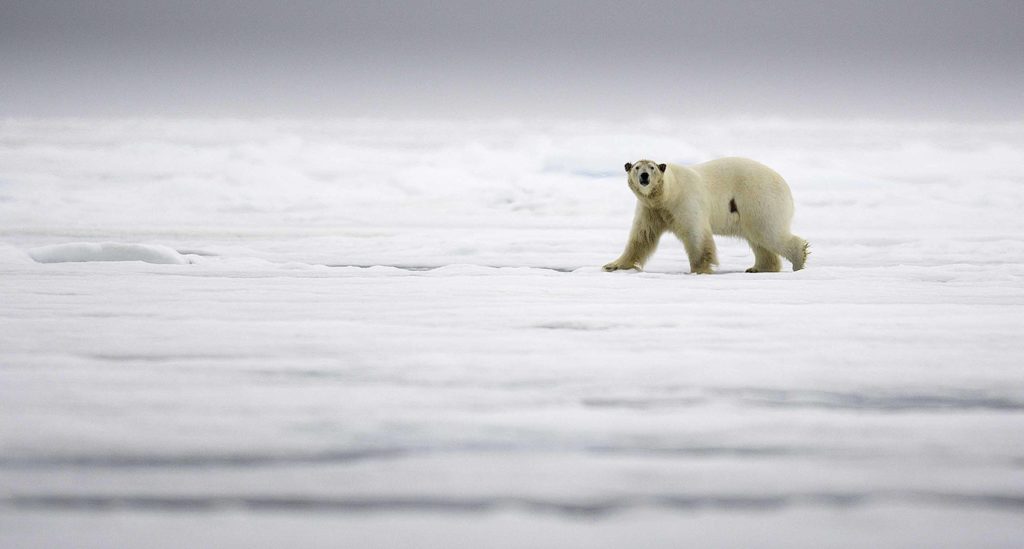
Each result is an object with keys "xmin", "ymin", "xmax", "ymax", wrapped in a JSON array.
[{"xmin": 1, "ymin": 118, "xmax": 1023, "ymax": 548}]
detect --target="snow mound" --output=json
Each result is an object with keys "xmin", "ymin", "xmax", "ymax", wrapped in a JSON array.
[{"xmin": 27, "ymin": 242, "xmax": 189, "ymax": 265}]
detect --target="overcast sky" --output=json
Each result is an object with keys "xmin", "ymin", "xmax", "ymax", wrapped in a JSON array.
[{"xmin": 1, "ymin": 0, "xmax": 1021, "ymax": 120}]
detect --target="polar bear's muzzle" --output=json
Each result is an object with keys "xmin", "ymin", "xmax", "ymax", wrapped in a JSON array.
[{"xmin": 639, "ymin": 172, "xmax": 650, "ymax": 186}]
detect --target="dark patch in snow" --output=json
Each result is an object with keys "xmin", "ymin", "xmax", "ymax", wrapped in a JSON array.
[
  {"xmin": 7, "ymin": 491, "xmax": 1023, "ymax": 515},
  {"xmin": 587, "ymin": 445, "xmax": 806, "ymax": 458},
  {"xmin": 88, "ymin": 353, "xmax": 249, "ymax": 363},
  {"xmin": 327, "ymin": 264, "xmax": 577, "ymax": 273},
  {"xmin": 581, "ymin": 396, "xmax": 707, "ymax": 408},
  {"xmin": 328, "ymin": 264, "xmax": 436, "ymax": 272},
  {"xmin": 534, "ymin": 321, "xmax": 618, "ymax": 331},
  {"xmin": 247, "ymin": 368, "xmax": 349, "ymax": 380},
  {"xmin": 0, "ymin": 449, "xmax": 410, "ymax": 469},
  {"xmin": 720, "ymin": 388, "xmax": 1024, "ymax": 412}
]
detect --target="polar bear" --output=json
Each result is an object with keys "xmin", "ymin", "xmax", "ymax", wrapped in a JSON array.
[{"xmin": 603, "ymin": 157, "xmax": 808, "ymax": 274}]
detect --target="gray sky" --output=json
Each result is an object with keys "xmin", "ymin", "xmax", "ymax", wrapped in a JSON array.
[{"xmin": 1, "ymin": 0, "xmax": 1022, "ymax": 119}]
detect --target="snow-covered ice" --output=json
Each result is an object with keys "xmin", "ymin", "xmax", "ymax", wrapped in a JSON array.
[
  {"xmin": 27, "ymin": 242, "xmax": 189, "ymax": 264},
  {"xmin": 1, "ymin": 118, "xmax": 1023, "ymax": 548}
]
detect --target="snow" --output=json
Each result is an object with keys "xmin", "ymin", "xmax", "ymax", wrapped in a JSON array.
[
  {"xmin": 1, "ymin": 118, "xmax": 1023, "ymax": 547},
  {"xmin": 27, "ymin": 242, "xmax": 189, "ymax": 264}
]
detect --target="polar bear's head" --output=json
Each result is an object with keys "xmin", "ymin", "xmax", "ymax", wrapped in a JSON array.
[{"xmin": 624, "ymin": 160, "xmax": 668, "ymax": 198}]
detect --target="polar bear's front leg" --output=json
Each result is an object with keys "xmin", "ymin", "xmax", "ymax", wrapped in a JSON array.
[
  {"xmin": 604, "ymin": 206, "xmax": 665, "ymax": 271},
  {"xmin": 680, "ymin": 227, "xmax": 718, "ymax": 274}
]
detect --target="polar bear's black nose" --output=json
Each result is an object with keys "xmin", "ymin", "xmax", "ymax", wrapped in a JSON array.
[{"xmin": 639, "ymin": 172, "xmax": 650, "ymax": 185}]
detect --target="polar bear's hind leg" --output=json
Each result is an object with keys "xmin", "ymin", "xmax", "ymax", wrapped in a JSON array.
[
  {"xmin": 750, "ymin": 232, "xmax": 808, "ymax": 272},
  {"xmin": 762, "ymin": 234, "xmax": 809, "ymax": 271},
  {"xmin": 784, "ymin": 236, "xmax": 810, "ymax": 271},
  {"xmin": 746, "ymin": 242, "xmax": 781, "ymax": 273}
]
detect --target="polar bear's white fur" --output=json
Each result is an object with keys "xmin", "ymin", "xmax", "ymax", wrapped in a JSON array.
[{"xmin": 604, "ymin": 157, "xmax": 808, "ymax": 274}]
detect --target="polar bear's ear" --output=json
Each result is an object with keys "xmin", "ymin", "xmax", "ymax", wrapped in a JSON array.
[
  {"xmin": 657, "ymin": 163, "xmax": 667, "ymax": 172},
  {"xmin": 624, "ymin": 162, "xmax": 633, "ymax": 172}
]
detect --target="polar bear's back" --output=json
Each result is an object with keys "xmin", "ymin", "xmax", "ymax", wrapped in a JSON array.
[
  {"xmin": 690, "ymin": 157, "xmax": 788, "ymax": 194},
  {"xmin": 687, "ymin": 157, "xmax": 795, "ymax": 235},
  {"xmin": 692, "ymin": 157, "xmax": 792, "ymax": 205}
]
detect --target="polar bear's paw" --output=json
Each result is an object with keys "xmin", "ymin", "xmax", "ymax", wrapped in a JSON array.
[
  {"xmin": 792, "ymin": 240, "xmax": 810, "ymax": 271},
  {"xmin": 603, "ymin": 261, "xmax": 640, "ymax": 272}
]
